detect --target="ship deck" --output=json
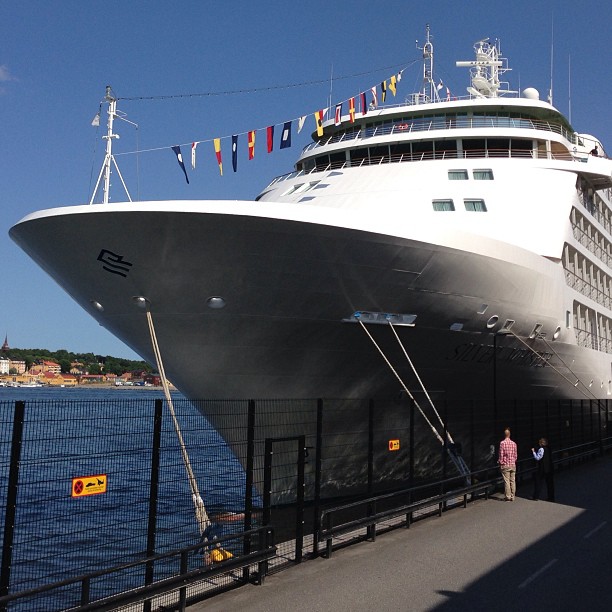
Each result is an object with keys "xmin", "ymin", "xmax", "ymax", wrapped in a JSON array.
[{"xmin": 194, "ymin": 454, "xmax": 612, "ymax": 611}]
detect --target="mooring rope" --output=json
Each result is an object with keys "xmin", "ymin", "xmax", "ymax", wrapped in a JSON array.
[
  {"xmin": 502, "ymin": 329, "xmax": 598, "ymax": 401},
  {"xmin": 357, "ymin": 320, "xmax": 444, "ymax": 445},
  {"xmin": 145, "ymin": 309, "xmax": 211, "ymax": 535},
  {"xmin": 506, "ymin": 330, "xmax": 609, "ymax": 410},
  {"xmin": 387, "ymin": 322, "xmax": 454, "ymax": 444}
]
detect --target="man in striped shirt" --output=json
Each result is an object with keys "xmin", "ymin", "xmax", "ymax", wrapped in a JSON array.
[{"xmin": 498, "ymin": 428, "xmax": 517, "ymax": 501}]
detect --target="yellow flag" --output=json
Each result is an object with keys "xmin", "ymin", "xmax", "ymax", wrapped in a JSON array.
[
  {"xmin": 389, "ymin": 75, "xmax": 397, "ymax": 96},
  {"xmin": 315, "ymin": 110, "xmax": 324, "ymax": 137},
  {"xmin": 214, "ymin": 138, "xmax": 223, "ymax": 176}
]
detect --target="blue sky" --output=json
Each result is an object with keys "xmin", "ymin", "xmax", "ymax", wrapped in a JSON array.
[{"xmin": 1, "ymin": 0, "xmax": 611, "ymax": 359}]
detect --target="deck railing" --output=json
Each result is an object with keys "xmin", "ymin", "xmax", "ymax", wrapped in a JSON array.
[
  {"xmin": 265, "ymin": 148, "xmax": 580, "ymax": 188},
  {"xmin": 301, "ymin": 115, "xmax": 578, "ymax": 154}
]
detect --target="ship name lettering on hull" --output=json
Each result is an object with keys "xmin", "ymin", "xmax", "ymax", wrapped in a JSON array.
[{"xmin": 448, "ymin": 342, "xmax": 552, "ymax": 367}]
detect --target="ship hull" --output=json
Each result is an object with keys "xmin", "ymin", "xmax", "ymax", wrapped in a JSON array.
[
  {"xmin": 10, "ymin": 202, "xmax": 604, "ymax": 402},
  {"xmin": 10, "ymin": 202, "xmax": 608, "ymax": 497}
]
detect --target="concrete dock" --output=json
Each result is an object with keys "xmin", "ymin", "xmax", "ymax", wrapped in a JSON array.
[{"xmin": 192, "ymin": 455, "xmax": 612, "ymax": 611}]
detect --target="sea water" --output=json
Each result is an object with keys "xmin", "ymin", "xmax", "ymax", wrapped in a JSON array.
[{"xmin": 0, "ymin": 387, "xmax": 247, "ymax": 607}]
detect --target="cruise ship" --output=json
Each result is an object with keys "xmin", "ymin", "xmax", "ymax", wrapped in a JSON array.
[{"xmin": 9, "ymin": 32, "xmax": 612, "ymax": 415}]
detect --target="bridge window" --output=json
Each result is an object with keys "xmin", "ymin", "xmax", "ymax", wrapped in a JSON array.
[
  {"xmin": 448, "ymin": 169, "xmax": 468, "ymax": 180},
  {"xmin": 473, "ymin": 169, "xmax": 494, "ymax": 180},
  {"xmin": 432, "ymin": 199, "xmax": 455, "ymax": 212},
  {"xmin": 464, "ymin": 199, "xmax": 487, "ymax": 212}
]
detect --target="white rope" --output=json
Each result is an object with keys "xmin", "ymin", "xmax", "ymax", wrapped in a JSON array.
[
  {"xmin": 387, "ymin": 322, "xmax": 454, "ymax": 444},
  {"xmin": 146, "ymin": 309, "xmax": 210, "ymax": 535},
  {"xmin": 503, "ymin": 330, "xmax": 597, "ymax": 401},
  {"xmin": 357, "ymin": 320, "xmax": 444, "ymax": 445}
]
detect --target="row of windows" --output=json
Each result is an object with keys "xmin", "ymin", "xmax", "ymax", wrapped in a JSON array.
[
  {"xmin": 433, "ymin": 199, "xmax": 487, "ymax": 212},
  {"xmin": 573, "ymin": 300, "xmax": 612, "ymax": 355},
  {"xmin": 300, "ymin": 138, "xmax": 536, "ymax": 172},
  {"xmin": 448, "ymin": 169, "xmax": 494, "ymax": 180},
  {"xmin": 333, "ymin": 111, "xmax": 568, "ymax": 139},
  {"xmin": 578, "ymin": 177, "xmax": 612, "ymax": 237},
  {"xmin": 563, "ymin": 243, "xmax": 612, "ymax": 310},
  {"xmin": 571, "ymin": 208, "xmax": 612, "ymax": 267}
]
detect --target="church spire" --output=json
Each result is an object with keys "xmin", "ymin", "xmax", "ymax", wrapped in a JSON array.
[{"xmin": 1, "ymin": 334, "xmax": 9, "ymax": 352}]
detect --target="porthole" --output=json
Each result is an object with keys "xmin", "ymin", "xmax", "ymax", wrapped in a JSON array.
[
  {"xmin": 486, "ymin": 315, "xmax": 499, "ymax": 329},
  {"xmin": 553, "ymin": 326, "xmax": 561, "ymax": 340}
]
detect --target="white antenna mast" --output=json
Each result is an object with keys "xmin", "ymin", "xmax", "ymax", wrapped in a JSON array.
[
  {"xmin": 416, "ymin": 24, "xmax": 438, "ymax": 102},
  {"xmin": 90, "ymin": 86, "xmax": 135, "ymax": 205},
  {"xmin": 548, "ymin": 17, "xmax": 554, "ymax": 104},
  {"xmin": 568, "ymin": 54, "xmax": 572, "ymax": 123}
]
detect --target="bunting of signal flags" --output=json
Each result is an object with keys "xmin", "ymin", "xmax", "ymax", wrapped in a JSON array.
[{"xmin": 169, "ymin": 69, "xmax": 403, "ymax": 183}]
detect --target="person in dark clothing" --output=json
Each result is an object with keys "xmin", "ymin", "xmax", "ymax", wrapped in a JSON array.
[{"xmin": 531, "ymin": 437, "xmax": 555, "ymax": 501}]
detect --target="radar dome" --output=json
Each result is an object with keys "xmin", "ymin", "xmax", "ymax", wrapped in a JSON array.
[{"xmin": 522, "ymin": 87, "xmax": 540, "ymax": 100}]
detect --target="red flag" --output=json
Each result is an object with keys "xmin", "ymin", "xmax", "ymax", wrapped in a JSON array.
[
  {"xmin": 248, "ymin": 130, "xmax": 255, "ymax": 160},
  {"xmin": 334, "ymin": 103, "xmax": 342, "ymax": 126},
  {"xmin": 267, "ymin": 125, "xmax": 274, "ymax": 153},
  {"xmin": 349, "ymin": 97, "xmax": 355, "ymax": 123},
  {"xmin": 370, "ymin": 86, "xmax": 378, "ymax": 109}
]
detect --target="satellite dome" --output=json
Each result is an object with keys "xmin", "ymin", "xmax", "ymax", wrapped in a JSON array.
[{"xmin": 522, "ymin": 87, "xmax": 540, "ymax": 100}]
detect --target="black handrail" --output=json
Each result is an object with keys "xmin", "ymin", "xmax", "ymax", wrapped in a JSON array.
[
  {"xmin": 318, "ymin": 439, "xmax": 606, "ymax": 558},
  {"xmin": 0, "ymin": 526, "xmax": 275, "ymax": 610}
]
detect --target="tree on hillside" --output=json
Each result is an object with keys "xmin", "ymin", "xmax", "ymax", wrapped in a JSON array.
[{"xmin": 88, "ymin": 363, "xmax": 101, "ymax": 375}]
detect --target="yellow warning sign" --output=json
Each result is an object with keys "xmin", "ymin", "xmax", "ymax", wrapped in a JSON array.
[
  {"xmin": 71, "ymin": 474, "xmax": 107, "ymax": 498},
  {"xmin": 388, "ymin": 439, "xmax": 400, "ymax": 451}
]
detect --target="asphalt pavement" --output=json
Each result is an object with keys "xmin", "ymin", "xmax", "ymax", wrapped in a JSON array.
[{"xmin": 191, "ymin": 454, "xmax": 612, "ymax": 611}]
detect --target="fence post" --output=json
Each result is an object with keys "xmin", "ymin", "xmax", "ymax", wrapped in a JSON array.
[
  {"xmin": 0, "ymin": 401, "xmax": 25, "ymax": 609},
  {"xmin": 143, "ymin": 399, "xmax": 163, "ymax": 612},
  {"xmin": 312, "ymin": 398, "xmax": 323, "ymax": 556},
  {"xmin": 367, "ymin": 399, "xmax": 374, "ymax": 495},
  {"xmin": 366, "ymin": 399, "xmax": 375, "ymax": 540},
  {"xmin": 470, "ymin": 400, "xmax": 475, "ymax": 474},
  {"xmin": 243, "ymin": 400, "xmax": 255, "ymax": 581},
  {"xmin": 409, "ymin": 399, "xmax": 415, "ymax": 486}
]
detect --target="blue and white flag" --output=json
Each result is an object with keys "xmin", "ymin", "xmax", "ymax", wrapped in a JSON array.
[
  {"xmin": 171, "ymin": 145, "xmax": 189, "ymax": 184},
  {"xmin": 232, "ymin": 135, "xmax": 238, "ymax": 172},
  {"xmin": 280, "ymin": 121, "xmax": 292, "ymax": 149}
]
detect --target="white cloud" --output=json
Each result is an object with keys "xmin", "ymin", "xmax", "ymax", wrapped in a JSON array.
[{"xmin": 0, "ymin": 65, "xmax": 15, "ymax": 82}]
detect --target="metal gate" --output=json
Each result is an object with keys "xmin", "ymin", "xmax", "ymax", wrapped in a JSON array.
[{"xmin": 263, "ymin": 436, "xmax": 306, "ymax": 565}]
